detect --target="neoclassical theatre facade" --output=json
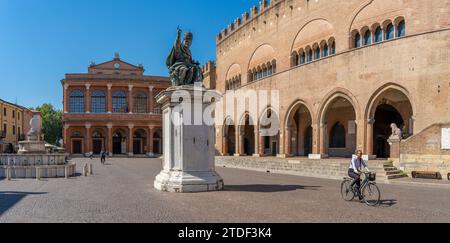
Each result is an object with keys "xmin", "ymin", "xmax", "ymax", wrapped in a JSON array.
[
  {"xmin": 212, "ymin": 0, "xmax": 450, "ymax": 166},
  {"xmin": 62, "ymin": 55, "xmax": 170, "ymax": 157}
]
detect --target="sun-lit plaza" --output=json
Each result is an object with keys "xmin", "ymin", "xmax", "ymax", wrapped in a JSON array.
[
  {"xmin": 1, "ymin": 158, "xmax": 449, "ymax": 223},
  {"xmin": 1, "ymin": 0, "xmax": 450, "ymax": 226}
]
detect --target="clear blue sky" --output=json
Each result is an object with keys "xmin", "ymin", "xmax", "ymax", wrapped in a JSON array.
[{"xmin": 0, "ymin": 0, "xmax": 259, "ymax": 109}]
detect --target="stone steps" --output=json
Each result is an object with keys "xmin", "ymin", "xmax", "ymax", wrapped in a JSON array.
[{"xmin": 216, "ymin": 156, "xmax": 408, "ymax": 182}]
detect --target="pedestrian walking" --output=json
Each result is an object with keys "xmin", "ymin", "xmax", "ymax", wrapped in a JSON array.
[{"xmin": 101, "ymin": 151, "xmax": 106, "ymax": 165}]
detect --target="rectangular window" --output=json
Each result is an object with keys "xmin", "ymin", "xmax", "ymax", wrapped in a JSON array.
[
  {"xmin": 3, "ymin": 124, "xmax": 6, "ymax": 134},
  {"xmin": 12, "ymin": 110, "xmax": 15, "ymax": 119},
  {"xmin": 18, "ymin": 112, "xmax": 20, "ymax": 120},
  {"xmin": 3, "ymin": 108, "xmax": 6, "ymax": 116},
  {"xmin": 13, "ymin": 125, "xmax": 15, "ymax": 135}
]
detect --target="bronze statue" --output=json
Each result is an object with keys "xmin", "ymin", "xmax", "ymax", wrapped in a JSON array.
[{"xmin": 166, "ymin": 27, "xmax": 203, "ymax": 86}]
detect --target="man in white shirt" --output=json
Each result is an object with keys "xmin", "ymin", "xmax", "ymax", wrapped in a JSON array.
[{"xmin": 348, "ymin": 150, "xmax": 370, "ymax": 199}]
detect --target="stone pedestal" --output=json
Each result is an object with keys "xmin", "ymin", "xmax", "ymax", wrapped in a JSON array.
[
  {"xmin": 18, "ymin": 141, "xmax": 46, "ymax": 155},
  {"xmin": 388, "ymin": 138, "xmax": 401, "ymax": 160},
  {"xmin": 154, "ymin": 85, "xmax": 224, "ymax": 193}
]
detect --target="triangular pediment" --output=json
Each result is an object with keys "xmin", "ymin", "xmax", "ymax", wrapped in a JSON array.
[{"xmin": 88, "ymin": 54, "xmax": 145, "ymax": 75}]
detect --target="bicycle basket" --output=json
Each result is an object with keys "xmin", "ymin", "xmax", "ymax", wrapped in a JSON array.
[{"xmin": 368, "ymin": 173, "xmax": 376, "ymax": 182}]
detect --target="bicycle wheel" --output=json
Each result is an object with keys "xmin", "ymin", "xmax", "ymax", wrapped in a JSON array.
[
  {"xmin": 341, "ymin": 180, "xmax": 355, "ymax": 201},
  {"xmin": 362, "ymin": 183, "xmax": 381, "ymax": 206}
]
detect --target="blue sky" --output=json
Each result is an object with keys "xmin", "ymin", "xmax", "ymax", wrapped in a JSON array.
[{"xmin": 0, "ymin": 0, "xmax": 259, "ymax": 109}]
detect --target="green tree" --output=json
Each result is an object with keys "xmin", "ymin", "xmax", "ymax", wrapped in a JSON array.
[{"xmin": 33, "ymin": 104, "xmax": 63, "ymax": 145}]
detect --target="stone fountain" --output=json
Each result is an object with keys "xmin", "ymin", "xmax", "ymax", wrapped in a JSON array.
[{"xmin": 0, "ymin": 112, "xmax": 76, "ymax": 179}]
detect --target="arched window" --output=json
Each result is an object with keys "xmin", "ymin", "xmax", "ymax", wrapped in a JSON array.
[
  {"xmin": 112, "ymin": 91, "xmax": 128, "ymax": 113},
  {"xmin": 267, "ymin": 65, "xmax": 273, "ymax": 76},
  {"xmin": 322, "ymin": 44, "xmax": 329, "ymax": 57},
  {"xmin": 314, "ymin": 47, "xmax": 320, "ymax": 60},
  {"xmin": 307, "ymin": 49, "xmax": 313, "ymax": 62},
  {"xmin": 300, "ymin": 51, "xmax": 306, "ymax": 64},
  {"xmin": 330, "ymin": 123, "xmax": 346, "ymax": 148},
  {"xmin": 253, "ymin": 70, "xmax": 258, "ymax": 81},
  {"xmin": 363, "ymin": 30, "xmax": 371, "ymax": 46},
  {"xmin": 91, "ymin": 91, "xmax": 106, "ymax": 113},
  {"xmin": 257, "ymin": 68, "xmax": 262, "ymax": 80},
  {"xmin": 330, "ymin": 41, "xmax": 336, "ymax": 55},
  {"xmin": 397, "ymin": 20, "xmax": 405, "ymax": 37},
  {"xmin": 262, "ymin": 66, "xmax": 268, "ymax": 77},
  {"xmin": 385, "ymin": 23, "xmax": 394, "ymax": 40},
  {"xmin": 133, "ymin": 92, "xmax": 148, "ymax": 114},
  {"xmin": 292, "ymin": 52, "xmax": 298, "ymax": 67},
  {"xmin": 69, "ymin": 90, "xmax": 85, "ymax": 113},
  {"xmin": 354, "ymin": 33, "xmax": 361, "ymax": 48},
  {"xmin": 374, "ymin": 27, "xmax": 383, "ymax": 43}
]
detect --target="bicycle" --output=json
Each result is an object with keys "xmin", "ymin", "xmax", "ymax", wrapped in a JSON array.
[{"xmin": 341, "ymin": 172, "xmax": 381, "ymax": 206}]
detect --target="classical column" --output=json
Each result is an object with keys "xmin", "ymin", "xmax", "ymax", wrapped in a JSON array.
[
  {"xmin": 63, "ymin": 84, "xmax": 69, "ymax": 114},
  {"xmin": 128, "ymin": 124, "xmax": 134, "ymax": 156},
  {"xmin": 222, "ymin": 136, "xmax": 228, "ymax": 156},
  {"xmin": 148, "ymin": 126, "xmax": 155, "ymax": 156},
  {"xmin": 128, "ymin": 85, "xmax": 134, "ymax": 114},
  {"xmin": 253, "ymin": 125, "xmax": 260, "ymax": 157},
  {"xmin": 234, "ymin": 127, "xmax": 240, "ymax": 157},
  {"xmin": 259, "ymin": 134, "xmax": 265, "ymax": 156},
  {"xmin": 107, "ymin": 84, "xmax": 112, "ymax": 114},
  {"xmin": 107, "ymin": 124, "xmax": 113, "ymax": 154},
  {"xmin": 148, "ymin": 86, "xmax": 154, "ymax": 114},
  {"xmin": 311, "ymin": 124, "xmax": 320, "ymax": 155},
  {"xmin": 285, "ymin": 126, "xmax": 292, "ymax": 157},
  {"xmin": 319, "ymin": 123, "xmax": 328, "ymax": 158},
  {"xmin": 85, "ymin": 84, "xmax": 91, "ymax": 113},
  {"xmin": 63, "ymin": 124, "xmax": 70, "ymax": 152},
  {"xmin": 85, "ymin": 124, "xmax": 92, "ymax": 156},
  {"xmin": 365, "ymin": 119, "xmax": 376, "ymax": 160},
  {"xmin": 239, "ymin": 127, "xmax": 245, "ymax": 156}
]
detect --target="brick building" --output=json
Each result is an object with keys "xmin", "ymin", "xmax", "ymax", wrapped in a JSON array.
[
  {"xmin": 210, "ymin": 0, "xmax": 450, "ymax": 175},
  {"xmin": 62, "ymin": 54, "xmax": 170, "ymax": 157}
]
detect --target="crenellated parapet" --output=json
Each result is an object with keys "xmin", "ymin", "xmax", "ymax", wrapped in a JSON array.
[
  {"xmin": 202, "ymin": 61, "xmax": 217, "ymax": 90},
  {"xmin": 216, "ymin": 0, "xmax": 281, "ymax": 43}
]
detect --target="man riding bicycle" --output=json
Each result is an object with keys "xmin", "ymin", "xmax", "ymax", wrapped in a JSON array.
[{"xmin": 349, "ymin": 150, "xmax": 371, "ymax": 200}]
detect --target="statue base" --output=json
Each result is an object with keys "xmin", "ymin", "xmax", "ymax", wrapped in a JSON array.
[
  {"xmin": 18, "ymin": 141, "xmax": 46, "ymax": 155},
  {"xmin": 153, "ymin": 85, "xmax": 224, "ymax": 193},
  {"xmin": 155, "ymin": 171, "xmax": 224, "ymax": 193}
]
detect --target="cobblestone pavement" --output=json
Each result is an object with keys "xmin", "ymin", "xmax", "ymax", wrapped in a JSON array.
[{"xmin": 0, "ymin": 158, "xmax": 449, "ymax": 223}]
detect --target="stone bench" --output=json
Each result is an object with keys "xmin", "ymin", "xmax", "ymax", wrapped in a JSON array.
[{"xmin": 411, "ymin": 171, "xmax": 442, "ymax": 180}]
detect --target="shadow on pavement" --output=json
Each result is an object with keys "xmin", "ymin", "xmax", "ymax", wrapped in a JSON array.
[
  {"xmin": 225, "ymin": 184, "xmax": 321, "ymax": 193},
  {"xmin": 378, "ymin": 199, "xmax": 398, "ymax": 207},
  {"xmin": 0, "ymin": 191, "xmax": 47, "ymax": 216}
]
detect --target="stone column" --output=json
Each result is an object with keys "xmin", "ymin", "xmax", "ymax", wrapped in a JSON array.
[
  {"xmin": 285, "ymin": 126, "xmax": 292, "ymax": 157},
  {"xmin": 253, "ymin": 125, "xmax": 260, "ymax": 157},
  {"xmin": 259, "ymin": 134, "xmax": 265, "ymax": 156},
  {"xmin": 85, "ymin": 124, "xmax": 92, "ymax": 156},
  {"xmin": 148, "ymin": 126, "xmax": 155, "ymax": 157},
  {"xmin": 234, "ymin": 127, "xmax": 240, "ymax": 157},
  {"xmin": 310, "ymin": 123, "xmax": 328, "ymax": 159},
  {"xmin": 107, "ymin": 84, "xmax": 112, "ymax": 114},
  {"xmin": 107, "ymin": 124, "xmax": 113, "ymax": 154},
  {"xmin": 63, "ymin": 84, "xmax": 69, "ymax": 114},
  {"xmin": 148, "ymin": 86, "xmax": 154, "ymax": 114},
  {"xmin": 365, "ymin": 119, "xmax": 376, "ymax": 160},
  {"xmin": 128, "ymin": 124, "xmax": 134, "ymax": 156},
  {"xmin": 63, "ymin": 124, "xmax": 70, "ymax": 152},
  {"xmin": 222, "ymin": 136, "xmax": 228, "ymax": 156},
  {"xmin": 85, "ymin": 84, "xmax": 91, "ymax": 113},
  {"xmin": 128, "ymin": 85, "xmax": 134, "ymax": 114},
  {"xmin": 239, "ymin": 132, "xmax": 245, "ymax": 156},
  {"xmin": 311, "ymin": 124, "xmax": 319, "ymax": 155}
]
